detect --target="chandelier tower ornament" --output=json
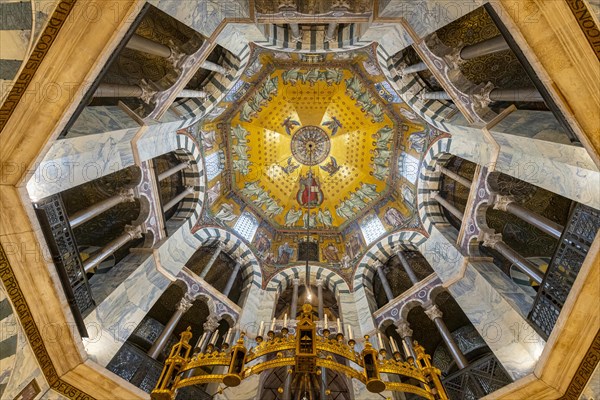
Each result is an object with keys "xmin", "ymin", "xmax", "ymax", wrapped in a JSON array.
[{"xmin": 151, "ymin": 304, "xmax": 449, "ymax": 400}]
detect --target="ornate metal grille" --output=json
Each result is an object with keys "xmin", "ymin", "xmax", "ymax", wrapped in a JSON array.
[
  {"xmin": 529, "ymin": 203, "xmax": 600, "ymax": 339},
  {"xmin": 34, "ymin": 195, "xmax": 94, "ymax": 336},
  {"xmin": 442, "ymin": 353, "xmax": 513, "ymax": 400}
]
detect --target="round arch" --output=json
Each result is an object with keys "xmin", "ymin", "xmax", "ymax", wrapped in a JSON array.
[
  {"xmin": 353, "ymin": 230, "xmax": 427, "ymax": 292},
  {"xmin": 193, "ymin": 226, "xmax": 263, "ymax": 290},
  {"xmin": 265, "ymin": 265, "xmax": 351, "ymax": 298}
]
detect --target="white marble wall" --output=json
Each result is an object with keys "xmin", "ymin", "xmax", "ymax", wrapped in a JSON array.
[
  {"xmin": 149, "ymin": 0, "xmax": 257, "ymax": 54},
  {"xmin": 83, "ymin": 255, "xmax": 170, "ymax": 366},
  {"xmin": 445, "ymin": 111, "xmax": 600, "ymax": 210},
  {"xmin": 26, "ymin": 125, "xmax": 138, "ymax": 200},
  {"xmin": 352, "ymin": 287, "xmax": 377, "ymax": 337},
  {"xmin": 448, "ymin": 263, "xmax": 545, "ymax": 380},
  {"xmin": 419, "ymin": 225, "xmax": 545, "ymax": 380}
]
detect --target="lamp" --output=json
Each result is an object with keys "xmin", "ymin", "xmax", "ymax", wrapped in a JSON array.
[{"xmin": 151, "ymin": 304, "xmax": 449, "ymax": 400}]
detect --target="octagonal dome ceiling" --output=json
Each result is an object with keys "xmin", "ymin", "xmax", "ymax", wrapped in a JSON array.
[
  {"xmin": 225, "ymin": 54, "xmax": 399, "ymax": 231},
  {"xmin": 197, "ymin": 47, "xmax": 444, "ymax": 274}
]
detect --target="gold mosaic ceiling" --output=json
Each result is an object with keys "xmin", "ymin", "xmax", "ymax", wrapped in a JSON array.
[{"xmin": 224, "ymin": 52, "xmax": 401, "ymax": 231}]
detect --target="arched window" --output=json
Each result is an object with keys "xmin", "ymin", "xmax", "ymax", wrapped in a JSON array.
[
  {"xmin": 360, "ymin": 214, "xmax": 386, "ymax": 245},
  {"xmin": 205, "ymin": 150, "xmax": 224, "ymax": 181},
  {"xmin": 233, "ymin": 211, "xmax": 259, "ymax": 242},
  {"xmin": 398, "ymin": 152, "xmax": 420, "ymax": 184}
]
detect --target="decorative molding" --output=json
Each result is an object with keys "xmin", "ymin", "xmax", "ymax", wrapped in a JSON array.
[
  {"xmin": 564, "ymin": 0, "xmax": 600, "ymax": 60},
  {"xmin": 0, "ymin": 244, "xmax": 96, "ymax": 400},
  {"xmin": 559, "ymin": 328, "xmax": 600, "ymax": 399},
  {"xmin": 0, "ymin": 0, "xmax": 77, "ymax": 132}
]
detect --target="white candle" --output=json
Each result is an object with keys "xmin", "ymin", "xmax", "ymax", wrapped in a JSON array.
[
  {"xmin": 390, "ymin": 337, "xmax": 399, "ymax": 354},
  {"xmin": 270, "ymin": 317, "xmax": 276, "ymax": 332},
  {"xmin": 210, "ymin": 330, "xmax": 219, "ymax": 345},
  {"xmin": 402, "ymin": 340, "xmax": 412, "ymax": 358},
  {"xmin": 198, "ymin": 331, "xmax": 207, "ymax": 349},
  {"xmin": 347, "ymin": 325, "xmax": 353, "ymax": 340},
  {"xmin": 336, "ymin": 318, "xmax": 342, "ymax": 333},
  {"xmin": 258, "ymin": 321, "xmax": 265, "ymax": 337},
  {"xmin": 324, "ymin": 314, "xmax": 328, "ymax": 330},
  {"xmin": 377, "ymin": 332, "xmax": 384, "ymax": 349},
  {"xmin": 283, "ymin": 313, "xmax": 288, "ymax": 328}
]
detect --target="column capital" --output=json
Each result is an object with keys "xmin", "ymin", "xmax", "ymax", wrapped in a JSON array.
[
  {"xmin": 417, "ymin": 90, "xmax": 430, "ymax": 101},
  {"xmin": 118, "ymin": 188, "xmax": 136, "ymax": 202},
  {"xmin": 292, "ymin": 278, "xmax": 300, "ymax": 287},
  {"xmin": 443, "ymin": 47, "xmax": 465, "ymax": 70},
  {"xmin": 429, "ymin": 190, "xmax": 440, "ymax": 199},
  {"xmin": 396, "ymin": 62, "xmax": 408, "ymax": 76},
  {"xmin": 315, "ymin": 279, "xmax": 324, "ymax": 287},
  {"xmin": 124, "ymin": 224, "xmax": 143, "ymax": 240},
  {"xmin": 177, "ymin": 295, "xmax": 194, "ymax": 313},
  {"xmin": 482, "ymin": 231, "xmax": 503, "ymax": 248},
  {"xmin": 395, "ymin": 320, "xmax": 413, "ymax": 338},
  {"xmin": 424, "ymin": 304, "xmax": 443, "ymax": 320},
  {"xmin": 138, "ymin": 78, "xmax": 157, "ymax": 104},
  {"xmin": 471, "ymin": 81, "xmax": 496, "ymax": 112},
  {"xmin": 203, "ymin": 314, "xmax": 220, "ymax": 332},
  {"xmin": 493, "ymin": 195, "xmax": 516, "ymax": 212}
]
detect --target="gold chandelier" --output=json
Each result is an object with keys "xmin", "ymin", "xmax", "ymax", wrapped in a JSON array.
[{"xmin": 151, "ymin": 304, "xmax": 448, "ymax": 399}]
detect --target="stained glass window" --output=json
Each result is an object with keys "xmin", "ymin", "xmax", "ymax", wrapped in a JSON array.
[
  {"xmin": 360, "ymin": 214, "xmax": 387, "ymax": 245},
  {"xmin": 206, "ymin": 151, "xmax": 224, "ymax": 181},
  {"xmin": 233, "ymin": 211, "xmax": 259, "ymax": 242},
  {"xmin": 398, "ymin": 152, "xmax": 420, "ymax": 184}
]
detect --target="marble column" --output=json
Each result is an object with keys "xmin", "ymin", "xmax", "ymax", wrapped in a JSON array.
[
  {"xmin": 82, "ymin": 225, "xmax": 143, "ymax": 272},
  {"xmin": 494, "ymin": 195, "xmax": 563, "ymax": 239},
  {"xmin": 316, "ymin": 279, "xmax": 327, "ymax": 399},
  {"xmin": 126, "ymin": 33, "xmax": 173, "ymax": 58},
  {"xmin": 436, "ymin": 164, "xmax": 472, "ymax": 188},
  {"xmin": 283, "ymin": 278, "xmax": 300, "ymax": 400},
  {"xmin": 401, "ymin": 35, "xmax": 509, "ymax": 74},
  {"xmin": 424, "ymin": 305, "xmax": 468, "ymax": 369},
  {"xmin": 396, "ymin": 251, "xmax": 419, "ymax": 286},
  {"xmin": 69, "ymin": 189, "xmax": 135, "ymax": 229},
  {"xmin": 127, "ymin": 35, "xmax": 231, "ymax": 77},
  {"xmin": 199, "ymin": 315, "xmax": 220, "ymax": 352},
  {"xmin": 376, "ymin": 263, "xmax": 395, "ymax": 302},
  {"xmin": 199, "ymin": 245, "xmax": 222, "ymax": 279},
  {"xmin": 178, "ymin": 89, "xmax": 209, "ymax": 99},
  {"xmin": 289, "ymin": 23, "xmax": 301, "ymax": 42},
  {"xmin": 420, "ymin": 88, "xmax": 543, "ymax": 103},
  {"xmin": 147, "ymin": 295, "xmax": 194, "ymax": 359},
  {"xmin": 157, "ymin": 161, "xmax": 190, "ymax": 182},
  {"xmin": 223, "ymin": 263, "xmax": 241, "ymax": 297},
  {"xmin": 200, "ymin": 60, "xmax": 229, "ymax": 75},
  {"xmin": 290, "ymin": 278, "xmax": 300, "ymax": 320},
  {"xmin": 459, "ymin": 35, "xmax": 509, "ymax": 60},
  {"xmin": 399, "ymin": 62, "xmax": 427, "ymax": 75},
  {"xmin": 482, "ymin": 232, "xmax": 545, "ymax": 284},
  {"xmin": 325, "ymin": 22, "xmax": 337, "ymax": 42},
  {"xmin": 94, "ymin": 83, "xmax": 207, "ymax": 101},
  {"xmin": 430, "ymin": 190, "xmax": 464, "ymax": 220},
  {"xmin": 163, "ymin": 186, "xmax": 194, "ymax": 212},
  {"xmin": 395, "ymin": 320, "xmax": 418, "ymax": 362}
]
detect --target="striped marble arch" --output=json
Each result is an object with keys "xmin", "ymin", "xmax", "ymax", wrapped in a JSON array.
[{"xmin": 193, "ymin": 226, "xmax": 262, "ymax": 290}]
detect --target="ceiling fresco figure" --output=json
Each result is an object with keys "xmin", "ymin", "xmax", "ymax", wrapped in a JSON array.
[
  {"xmin": 321, "ymin": 116, "xmax": 343, "ymax": 136},
  {"xmin": 320, "ymin": 156, "xmax": 341, "ymax": 176},
  {"xmin": 282, "ymin": 116, "xmax": 301, "ymax": 135},
  {"xmin": 297, "ymin": 172, "xmax": 324, "ymax": 208}
]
